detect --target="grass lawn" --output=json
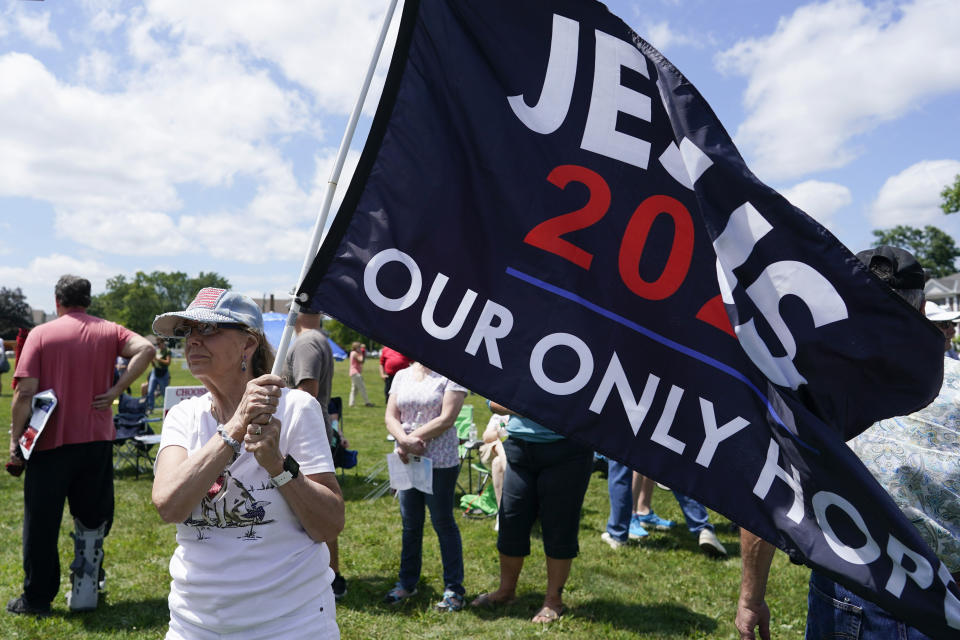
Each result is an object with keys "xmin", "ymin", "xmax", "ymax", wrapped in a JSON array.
[{"xmin": 0, "ymin": 358, "xmax": 810, "ymax": 639}]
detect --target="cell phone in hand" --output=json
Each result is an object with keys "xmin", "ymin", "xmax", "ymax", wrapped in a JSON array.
[{"xmin": 5, "ymin": 449, "xmax": 25, "ymax": 477}]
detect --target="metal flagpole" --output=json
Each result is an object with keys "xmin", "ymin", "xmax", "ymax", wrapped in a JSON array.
[{"xmin": 270, "ymin": 0, "xmax": 401, "ymax": 377}]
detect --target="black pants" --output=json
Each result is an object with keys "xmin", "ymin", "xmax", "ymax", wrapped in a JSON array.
[
  {"xmin": 22, "ymin": 441, "xmax": 114, "ymax": 606},
  {"xmin": 384, "ymin": 374, "xmax": 396, "ymax": 403},
  {"xmin": 497, "ymin": 437, "xmax": 593, "ymax": 559}
]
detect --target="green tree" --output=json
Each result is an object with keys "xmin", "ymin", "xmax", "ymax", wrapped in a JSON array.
[
  {"xmin": 88, "ymin": 271, "xmax": 230, "ymax": 335},
  {"xmin": 941, "ymin": 174, "xmax": 960, "ymax": 214},
  {"xmin": 0, "ymin": 287, "xmax": 35, "ymax": 340},
  {"xmin": 323, "ymin": 318, "xmax": 379, "ymax": 351},
  {"xmin": 871, "ymin": 224, "xmax": 960, "ymax": 278}
]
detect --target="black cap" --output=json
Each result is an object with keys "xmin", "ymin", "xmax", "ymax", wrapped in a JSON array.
[{"xmin": 855, "ymin": 245, "xmax": 925, "ymax": 291}]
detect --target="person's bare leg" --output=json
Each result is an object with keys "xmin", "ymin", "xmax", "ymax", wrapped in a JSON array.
[
  {"xmin": 473, "ymin": 554, "xmax": 522, "ymax": 604},
  {"xmin": 491, "ymin": 447, "xmax": 505, "ymax": 507},
  {"xmin": 632, "ymin": 473, "xmax": 656, "ymax": 515},
  {"xmin": 328, "ymin": 536, "xmax": 340, "ymax": 574},
  {"xmin": 534, "ymin": 556, "xmax": 572, "ymax": 621}
]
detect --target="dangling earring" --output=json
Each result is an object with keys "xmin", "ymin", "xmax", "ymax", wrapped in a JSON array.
[{"xmin": 241, "ymin": 354, "xmax": 247, "ymax": 372}]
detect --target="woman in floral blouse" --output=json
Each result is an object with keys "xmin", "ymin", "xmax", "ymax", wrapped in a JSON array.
[{"xmin": 383, "ymin": 362, "xmax": 467, "ymax": 611}]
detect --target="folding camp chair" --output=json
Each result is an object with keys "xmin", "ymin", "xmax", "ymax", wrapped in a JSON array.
[
  {"xmin": 363, "ymin": 432, "xmax": 391, "ymax": 502},
  {"xmin": 455, "ymin": 405, "xmax": 481, "ymax": 494},
  {"xmin": 460, "ymin": 472, "xmax": 497, "ymax": 518},
  {"xmin": 363, "ymin": 473, "xmax": 393, "ymax": 501},
  {"xmin": 113, "ymin": 394, "xmax": 161, "ymax": 479},
  {"xmin": 328, "ymin": 397, "xmax": 357, "ymax": 479},
  {"xmin": 118, "ymin": 385, "xmax": 207, "ymax": 479}
]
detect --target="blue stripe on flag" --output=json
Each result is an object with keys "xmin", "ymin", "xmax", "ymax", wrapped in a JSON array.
[{"xmin": 505, "ymin": 266, "xmax": 818, "ymax": 454}]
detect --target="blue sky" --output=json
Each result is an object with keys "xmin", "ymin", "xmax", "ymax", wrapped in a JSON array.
[{"xmin": 2, "ymin": 0, "xmax": 959, "ymax": 312}]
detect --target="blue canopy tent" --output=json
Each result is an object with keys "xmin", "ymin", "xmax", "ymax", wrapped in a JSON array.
[{"xmin": 261, "ymin": 312, "xmax": 347, "ymax": 361}]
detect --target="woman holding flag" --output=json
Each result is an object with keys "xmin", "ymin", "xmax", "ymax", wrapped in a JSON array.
[{"xmin": 150, "ymin": 288, "xmax": 344, "ymax": 639}]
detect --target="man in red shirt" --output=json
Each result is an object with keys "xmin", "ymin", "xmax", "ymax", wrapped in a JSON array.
[
  {"xmin": 378, "ymin": 345, "xmax": 412, "ymax": 403},
  {"xmin": 7, "ymin": 275, "xmax": 154, "ymax": 615}
]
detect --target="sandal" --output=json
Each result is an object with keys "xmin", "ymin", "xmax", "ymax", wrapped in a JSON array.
[
  {"xmin": 436, "ymin": 590, "xmax": 464, "ymax": 612},
  {"xmin": 532, "ymin": 604, "xmax": 565, "ymax": 623},
  {"xmin": 382, "ymin": 586, "xmax": 417, "ymax": 605},
  {"xmin": 470, "ymin": 591, "xmax": 516, "ymax": 608}
]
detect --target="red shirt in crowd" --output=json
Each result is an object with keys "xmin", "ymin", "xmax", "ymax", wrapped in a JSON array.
[
  {"xmin": 379, "ymin": 347, "xmax": 412, "ymax": 376},
  {"xmin": 14, "ymin": 311, "xmax": 134, "ymax": 451}
]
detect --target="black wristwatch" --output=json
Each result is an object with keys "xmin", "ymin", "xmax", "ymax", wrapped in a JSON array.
[{"xmin": 269, "ymin": 454, "xmax": 300, "ymax": 488}]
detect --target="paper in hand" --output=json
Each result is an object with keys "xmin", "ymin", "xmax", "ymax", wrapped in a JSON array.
[{"xmin": 387, "ymin": 452, "xmax": 433, "ymax": 494}]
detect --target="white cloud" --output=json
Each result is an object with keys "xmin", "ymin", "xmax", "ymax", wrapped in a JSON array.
[
  {"xmin": 0, "ymin": 254, "xmax": 115, "ymax": 311},
  {"xmin": 177, "ymin": 147, "xmax": 361, "ymax": 263},
  {"xmin": 870, "ymin": 159, "xmax": 960, "ymax": 227},
  {"xmin": 0, "ymin": 1, "xmax": 397, "ymax": 274},
  {"xmin": 166, "ymin": 146, "xmax": 363, "ymax": 269},
  {"xmin": 634, "ymin": 20, "xmax": 705, "ymax": 52},
  {"xmin": 0, "ymin": 46, "xmax": 314, "ymax": 247},
  {"xmin": 176, "ymin": 211, "xmax": 311, "ymax": 265},
  {"xmin": 242, "ymin": 159, "xmax": 317, "ymax": 225},
  {"xmin": 717, "ymin": 0, "xmax": 960, "ymax": 181},
  {"xmin": 38, "ymin": 142, "xmax": 363, "ymax": 271},
  {"xmin": 54, "ymin": 209, "xmax": 190, "ymax": 255},
  {"xmin": 230, "ymin": 272, "xmax": 296, "ymax": 300},
  {"xmin": 141, "ymin": 0, "xmax": 399, "ymax": 115},
  {"xmin": 75, "ymin": 49, "xmax": 117, "ymax": 88},
  {"xmin": 125, "ymin": 7, "xmax": 168, "ymax": 62},
  {"xmin": 780, "ymin": 180, "xmax": 852, "ymax": 230},
  {"xmin": 13, "ymin": 5, "xmax": 62, "ymax": 50},
  {"xmin": 82, "ymin": 0, "xmax": 126, "ymax": 34}
]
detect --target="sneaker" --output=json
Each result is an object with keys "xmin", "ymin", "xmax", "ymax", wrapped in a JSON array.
[
  {"xmin": 383, "ymin": 586, "xmax": 416, "ymax": 605},
  {"xmin": 436, "ymin": 590, "xmax": 464, "ymax": 612},
  {"xmin": 386, "ymin": 434, "xmax": 396, "ymax": 442},
  {"xmin": 601, "ymin": 531, "xmax": 627, "ymax": 549},
  {"xmin": 698, "ymin": 528, "xmax": 728, "ymax": 558},
  {"xmin": 635, "ymin": 511, "xmax": 675, "ymax": 531},
  {"xmin": 628, "ymin": 515, "xmax": 650, "ymax": 539},
  {"xmin": 6, "ymin": 596, "xmax": 50, "ymax": 617},
  {"xmin": 332, "ymin": 573, "xmax": 347, "ymax": 600}
]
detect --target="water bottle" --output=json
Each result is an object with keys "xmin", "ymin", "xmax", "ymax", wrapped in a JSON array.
[{"xmin": 468, "ymin": 424, "xmax": 477, "ymax": 443}]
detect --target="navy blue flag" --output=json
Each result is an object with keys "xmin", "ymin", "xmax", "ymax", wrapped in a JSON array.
[{"xmin": 299, "ymin": 1, "xmax": 959, "ymax": 636}]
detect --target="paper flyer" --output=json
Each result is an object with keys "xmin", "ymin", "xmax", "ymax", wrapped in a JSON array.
[
  {"xmin": 387, "ymin": 452, "xmax": 433, "ymax": 494},
  {"xmin": 19, "ymin": 389, "xmax": 58, "ymax": 460}
]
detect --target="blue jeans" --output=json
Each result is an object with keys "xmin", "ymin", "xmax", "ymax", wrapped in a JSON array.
[
  {"xmin": 604, "ymin": 461, "xmax": 713, "ymax": 541},
  {"xmin": 606, "ymin": 459, "xmax": 633, "ymax": 541},
  {"xmin": 672, "ymin": 491, "xmax": 713, "ymax": 534},
  {"xmin": 146, "ymin": 369, "xmax": 170, "ymax": 411},
  {"xmin": 396, "ymin": 465, "xmax": 464, "ymax": 595},
  {"xmin": 806, "ymin": 570, "xmax": 933, "ymax": 639}
]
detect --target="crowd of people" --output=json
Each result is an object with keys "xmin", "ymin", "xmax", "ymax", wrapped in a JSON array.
[{"xmin": 4, "ymin": 255, "xmax": 959, "ymax": 639}]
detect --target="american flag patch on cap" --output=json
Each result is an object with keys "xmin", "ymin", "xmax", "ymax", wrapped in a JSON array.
[{"xmin": 188, "ymin": 288, "xmax": 227, "ymax": 310}]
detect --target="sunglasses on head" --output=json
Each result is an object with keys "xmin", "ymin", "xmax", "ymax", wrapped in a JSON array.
[{"xmin": 171, "ymin": 321, "xmax": 247, "ymax": 338}]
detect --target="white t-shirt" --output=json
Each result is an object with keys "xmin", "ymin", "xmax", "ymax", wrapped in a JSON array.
[{"xmin": 158, "ymin": 388, "xmax": 337, "ymax": 636}]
